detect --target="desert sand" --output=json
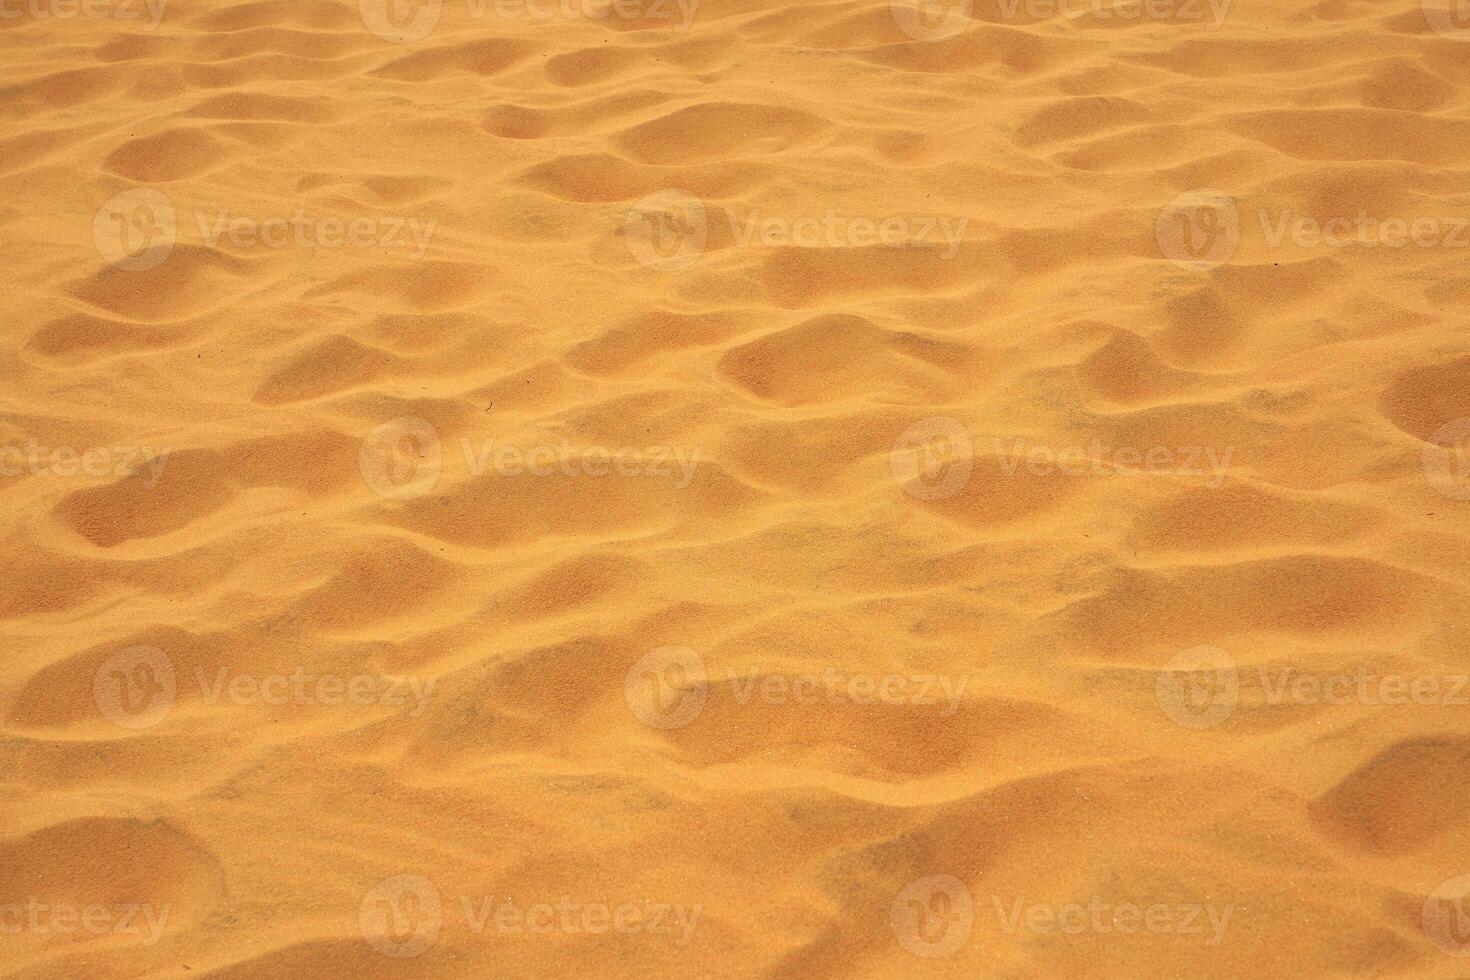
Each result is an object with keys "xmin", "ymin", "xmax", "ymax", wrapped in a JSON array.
[{"xmin": 3, "ymin": 0, "xmax": 1470, "ymax": 975}]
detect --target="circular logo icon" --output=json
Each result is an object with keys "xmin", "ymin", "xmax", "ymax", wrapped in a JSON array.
[
  {"xmin": 1156, "ymin": 190, "xmax": 1239, "ymax": 271},
  {"xmin": 1156, "ymin": 645, "xmax": 1238, "ymax": 730},
  {"xmin": 625, "ymin": 190, "xmax": 707, "ymax": 271},
  {"xmin": 360, "ymin": 874, "xmax": 442, "ymax": 958},
  {"xmin": 890, "ymin": 874, "xmax": 973, "ymax": 958},
  {"xmin": 360, "ymin": 417, "xmax": 442, "ymax": 500},
  {"xmin": 891, "ymin": 417, "xmax": 974, "ymax": 501},
  {"xmin": 1425, "ymin": 875, "xmax": 1470, "ymax": 956},
  {"xmin": 1423, "ymin": 418, "xmax": 1470, "ymax": 501},
  {"xmin": 624, "ymin": 647, "xmax": 707, "ymax": 729},
  {"xmin": 94, "ymin": 189, "xmax": 176, "ymax": 272},
  {"xmin": 1424, "ymin": 0, "xmax": 1470, "ymax": 40},
  {"xmin": 359, "ymin": 0, "xmax": 441, "ymax": 40},
  {"xmin": 890, "ymin": 0, "xmax": 972, "ymax": 41},
  {"xmin": 94, "ymin": 645, "xmax": 176, "ymax": 730}
]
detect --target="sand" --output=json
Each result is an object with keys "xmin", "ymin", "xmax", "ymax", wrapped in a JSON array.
[{"xmin": 4, "ymin": 0, "xmax": 1470, "ymax": 975}]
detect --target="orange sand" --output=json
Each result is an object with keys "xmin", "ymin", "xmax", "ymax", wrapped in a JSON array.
[{"xmin": 4, "ymin": 0, "xmax": 1470, "ymax": 976}]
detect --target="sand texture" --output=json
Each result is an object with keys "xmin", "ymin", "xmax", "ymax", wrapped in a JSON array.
[{"xmin": 4, "ymin": 0, "xmax": 1470, "ymax": 975}]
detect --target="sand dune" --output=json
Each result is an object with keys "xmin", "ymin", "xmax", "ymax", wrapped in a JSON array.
[{"xmin": 3, "ymin": 0, "xmax": 1470, "ymax": 975}]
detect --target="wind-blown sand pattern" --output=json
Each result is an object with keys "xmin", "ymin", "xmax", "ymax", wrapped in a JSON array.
[{"xmin": 4, "ymin": 0, "xmax": 1470, "ymax": 975}]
